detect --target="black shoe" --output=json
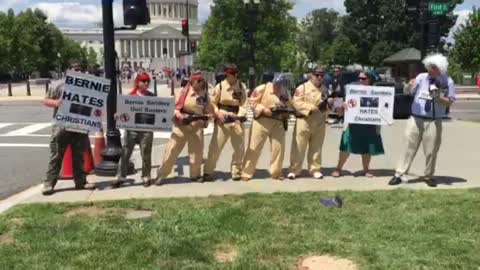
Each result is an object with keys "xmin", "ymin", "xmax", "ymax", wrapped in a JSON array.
[
  {"xmin": 424, "ymin": 178, "xmax": 437, "ymax": 188},
  {"xmin": 203, "ymin": 174, "xmax": 215, "ymax": 182},
  {"xmin": 42, "ymin": 185, "xmax": 55, "ymax": 196},
  {"xmin": 388, "ymin": 176, "xmax": 402, "ymax": 186},
  {"xmin": 232, "ymin": 176, "xmax": 241, "ymax": 181}
]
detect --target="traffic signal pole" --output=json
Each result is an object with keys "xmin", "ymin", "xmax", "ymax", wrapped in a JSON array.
[
  {"xmin": 186, "ymin": 0, "xmax": 191, "ymax": 55},
  {"xmin": 96, "ymin": 0, "xmax": 123, "ymax": 176}
]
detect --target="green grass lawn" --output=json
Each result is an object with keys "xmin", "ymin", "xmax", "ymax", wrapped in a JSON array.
[{"xmin": 1, "ymin": 189, "xmax": 479, "ymax": 270}]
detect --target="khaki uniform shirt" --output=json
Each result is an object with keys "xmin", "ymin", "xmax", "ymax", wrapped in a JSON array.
[
  {"xmin": 175, "ymin": 86, "xmax": 214, "ymax": 116},
  {"xmin": 293, "ymin": 80, "xmax": 328, "ymax": 121},
  {"xmin": 211, "ymin": 79, "xmax": 248, "ymax": 117},
  {"xmin": 250, "ymin": 82, "xmax": 293, "ymax": 119}
]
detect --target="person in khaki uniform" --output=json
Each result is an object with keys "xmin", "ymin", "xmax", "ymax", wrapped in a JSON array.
[
  {"xmin": 113, "ymin": 73, "xmax": 155, "ymax": 188},
  {"xmin": 288, "ymin": 67, "xmax": 333, "ymax": 180},
  {"xmin": 241, "ymin": 74, "xmax": 294, "ymax": 181},
  {"xmin": 42, "ymin": 63, "xmax": 95, "ymax": 195},
  {"xmin": 155, "ymin": 71, "xmax": 214, "ymax": 185},
  {"xmin": 204, "ymin": 65, "xmax": 248, "ymax": 181}
]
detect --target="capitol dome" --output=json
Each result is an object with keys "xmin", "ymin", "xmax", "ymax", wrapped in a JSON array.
[{"xmin": 148, "ymin": 0, "xmax": 199, "ymax": 23}]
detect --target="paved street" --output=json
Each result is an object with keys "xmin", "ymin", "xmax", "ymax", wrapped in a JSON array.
[
  {"xmin": 450, "ymin": 100, "xmax": 480, "ymax": 121},
  {"xmin": 0, "ymin": 101, "xmax": 172, "ymax": 200},
  {"xmin": 0, "ymin": 98, "xmax": 479, "ymax": 201}
]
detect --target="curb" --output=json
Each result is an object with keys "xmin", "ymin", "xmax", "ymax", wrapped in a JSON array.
[{"xmin": 0, "ymin": 184, "xmax": 43, "ymax": 214}]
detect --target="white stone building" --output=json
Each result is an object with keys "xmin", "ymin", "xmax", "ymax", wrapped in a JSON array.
[{"xmin": 62, "ymin": 0, "xmax": 202, "ymax": 71}]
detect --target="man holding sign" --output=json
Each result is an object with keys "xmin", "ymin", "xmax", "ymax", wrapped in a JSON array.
[{"xmin": 42, "ymin": 63, "xmax": 98, "ymax": 195}]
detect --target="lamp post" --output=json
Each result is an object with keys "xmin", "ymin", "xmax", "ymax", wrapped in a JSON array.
[
  {"xmin": 243, "ymin": 0, "xmax": 260, "ymax": 94},
  {"xmin": 95, "ymin": 0, "xmax": 123, "ymax": 176}
]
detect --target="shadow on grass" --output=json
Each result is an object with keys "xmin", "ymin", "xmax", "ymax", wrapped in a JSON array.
[{"xmin": 407, "ymin": 176, "xmax": 467, "ymax": 186}]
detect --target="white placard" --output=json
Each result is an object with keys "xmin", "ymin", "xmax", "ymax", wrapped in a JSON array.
[
  {"xmin": 344, "ymin": 84, "xmax": 395, "ymax": 126},
  {"xmin": 116, "ymin": 95, "xmax": 175, "ymax": 132},
  {"xmin": 53, "ymin": 72, "xmax": 110, "ymax": 133}
]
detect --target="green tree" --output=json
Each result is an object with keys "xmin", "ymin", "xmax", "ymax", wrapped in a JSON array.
[
  {"xmin": 342, "ymin": 0, "xmax": 463, "ymax": 66},
  {"xmin": 197, "ymin": 0, "xmax": 298, "ymax": 76},
  {"xmin": 0, "ymin": 10, "xmax": 15, "ymax": 78},
  {"xmin": 87, "ymin": 47, "xmax": 99, "ymax": 66},
  {"xmin": 298, "ymin": 8, "xmax": 340, "ymax": 63},
  {"xmin": 450, "ymin": 7, "xmax": 480, "ymax": 80},
  {"xmin": 323, "ymin": 34, "xmax": 358, "ymax": 67}
]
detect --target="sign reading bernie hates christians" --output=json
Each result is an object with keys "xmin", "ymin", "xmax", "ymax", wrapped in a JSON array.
[
  {"xmin": 53, "ymin": 72, "xmax": 110, "ymax": 133},
  {"xmin": 116, "ymin": 95, "xmax": 175, "ymax": 132},
  {"xmin": 345, "ymin": 84, "xmax": 395, "ymax": 126}
]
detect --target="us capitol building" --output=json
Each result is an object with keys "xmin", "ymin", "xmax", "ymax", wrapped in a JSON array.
[{"xmin": 62, "ymin": 0, "xmax": 202, "ymax": 70}]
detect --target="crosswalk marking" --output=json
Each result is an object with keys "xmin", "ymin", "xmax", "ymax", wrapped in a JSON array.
[
  {"xmin": 0, "ymin": 123, "xmax": 13, "ymax": 130},
  {"xmin": 0, "ymin": 123, "xmax": 215, "ymax": 138},
  {"xmin": 4, "ymin": 123, "xmax": 52, "ymax": 136}
]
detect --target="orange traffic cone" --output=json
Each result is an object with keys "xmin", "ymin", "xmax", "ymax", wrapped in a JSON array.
[
  {"xmin": 84, "ymin": 138, "xmax": 95, "ymax": 175},
  {"xmin": 60, "ymin": 145, "xmax": 74, "ymax": 180},
  {"xmin": 93, "ymin": 131, "xmax": 106, "ymax": 167}
]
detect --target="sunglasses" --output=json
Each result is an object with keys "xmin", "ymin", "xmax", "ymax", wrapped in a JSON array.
[
  {"xmin": 359, "ymin": 77, "xmax": 368, "ymax": 81},
  {"xmin": 313, "ymin": 73, "xmax": 324, "ymax": 77},
  {"xmin": 140, "ymin": 79, "xmax": 150, "ymax": 83}
]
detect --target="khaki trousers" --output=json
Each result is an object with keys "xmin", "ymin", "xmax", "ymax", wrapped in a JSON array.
[
  {"xmin": 289, "ymin": 116, "xmax": 327, "ymax": 175},
  {"xmin": 118, "ymin": 130, "xmax": 153, "ymax": 178},
  {"xmin": 242, "ymin": 117, "xmax": 286, "ymax": 179},
  {"xmin": 157, "ymin": 124, "xmax": 204, "ymax": 179},
  {"xmin": 396, "ymin": 117, "xmax": 443, "ymax": 178},
  {"xmin": 204, "ymin": 123, "xmax": 245, "ymax": 177}
]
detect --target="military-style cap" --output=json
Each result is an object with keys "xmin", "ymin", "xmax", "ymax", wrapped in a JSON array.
[
  {"xmin": 311, "ymin": 66, "xmax": 325, "ymax": 76},
  {"xmin": 272, "ymin": 73, "xmax": 288, "ymax": 84}
]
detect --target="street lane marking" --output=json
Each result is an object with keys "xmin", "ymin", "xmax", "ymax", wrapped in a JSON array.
[
  {"xmin": 0, "ymin": 123, "xmax": 13, "ymax": 130},
  {"xmin": 0, "ymin": 143, "xmax": 49, "ymax": 148},
  {"xmin": 4, "ymin": 123, "xmax": 51, "ymax": 136}
]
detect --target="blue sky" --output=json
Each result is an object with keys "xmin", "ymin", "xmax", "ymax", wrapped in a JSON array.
[{"xmin": 0, "ymin": 0, "xmax": 478, "ymax": 30}]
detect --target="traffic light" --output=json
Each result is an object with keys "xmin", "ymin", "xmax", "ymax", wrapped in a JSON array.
[
  {"xmin": 181, "ymin": 19, "xmax": 189, "ymax": 36},
  {"xmin": 123, "ymin": 0, "xmax": 150, "ymax": 26},
  {"xmin": 190, "ymin": 41, "xmax": 197, "ymax": 53},
  {"xmin": 426, "ymin": 20, "xmax": 440, "ymax": 48}
]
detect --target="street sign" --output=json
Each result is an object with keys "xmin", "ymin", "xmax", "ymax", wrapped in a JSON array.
[{"xmin": 429, "ymin": 2, "xmax": 450, "ymax": 15}]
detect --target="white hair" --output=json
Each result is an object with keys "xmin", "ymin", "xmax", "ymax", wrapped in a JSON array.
[{"xmin": 423, "ymin": 54, "xmax": 448, "ymax": 75}]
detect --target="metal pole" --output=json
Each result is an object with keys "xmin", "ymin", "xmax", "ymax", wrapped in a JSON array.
[
  {"xmin": 26, "ymin": 80, "xmax": 31, "ymax": 96},
  {"xmin": 45, "ymin": 82, "xmax": 49, "ymax": 94},
  {"xmin": 186, "ymin": 0, "xmax": 190, "ymax": 55},
  {"xmin": 247, "ymin": 1, "xmax": 257, "ymax": 94},
  {"xmin": 7, "ymin": 82, "xmax": 12, "ymax": 97},
  {"xmin": 95, "ymin": 0, "xmax": 123, "ymax": 176},
  {"xmin": 420, "ymin": 0, "xmax": 426, "ymax": 60},
  {"xmin": 153, "ymin": 76, "xmax": 158, "ymax": 96}
]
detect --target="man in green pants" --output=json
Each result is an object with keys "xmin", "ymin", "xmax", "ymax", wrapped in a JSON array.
[{"xmin": 43, "ymin": 63, "xmax": 96, "ymax": 195}]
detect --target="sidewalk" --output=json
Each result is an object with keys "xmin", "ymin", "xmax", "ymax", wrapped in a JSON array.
[{"xmin": 19, "ymin": 119, "xmax": 480, "ymax": 204}]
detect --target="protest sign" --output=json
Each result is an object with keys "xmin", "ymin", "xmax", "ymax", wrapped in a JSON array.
[
  {"xmin": 116, "ymin": 95, "xmax": 175, "ymax": 132},
  {"xmin": 344, "ymin": 84, "xmax": 395, "ymax": 126},
  {"xmin": 53, "ymin": 72, "xmax": 110, "ymax": 133}
]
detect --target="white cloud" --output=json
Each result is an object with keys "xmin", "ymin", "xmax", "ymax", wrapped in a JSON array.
[
  {"xmin": 0, "ymin": 0, "xmax": 27, "ymax": 11},
  {"xmin": 451, "ymin": 10, "xmax": 472, "ymax": 34},
  {"xmin": 198, "ymin": 0, "xmax": 213, "ymax": 22},
  {"xmin": 196, "ymin": 0, "xmax": 346, "ymax": 23},
  {"xmin": 32, "ymin": 1, "xmax": 123, "ymax": 27}
]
